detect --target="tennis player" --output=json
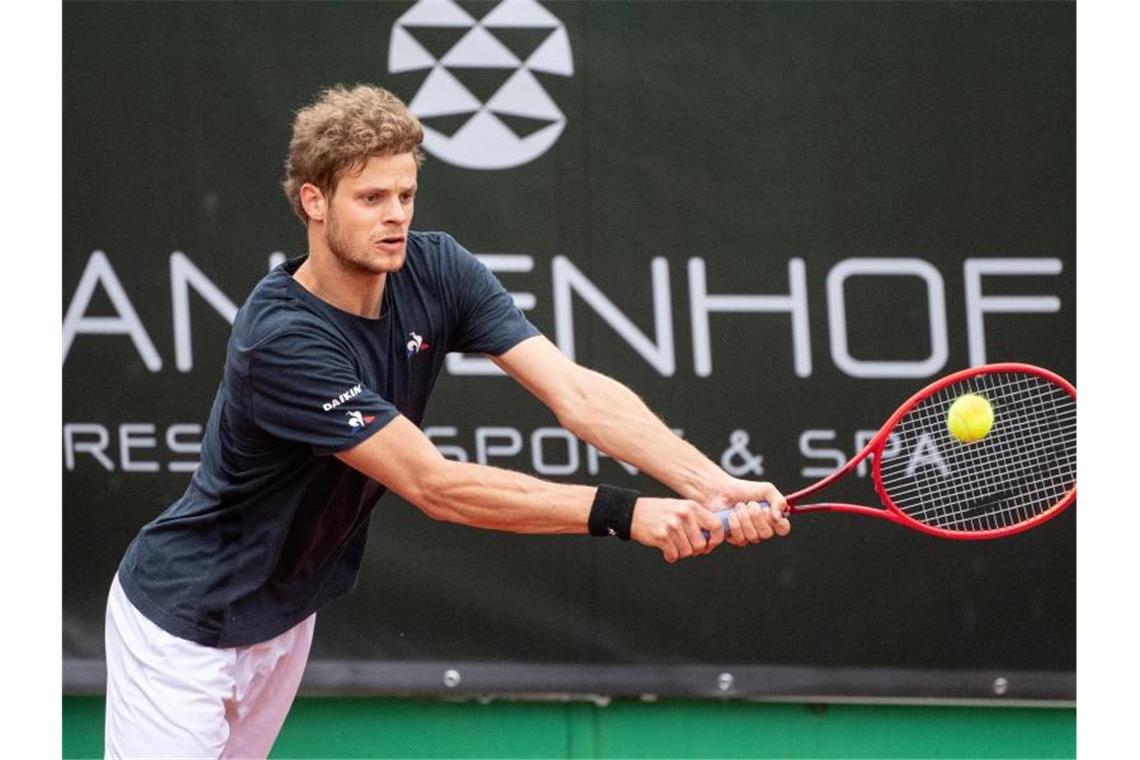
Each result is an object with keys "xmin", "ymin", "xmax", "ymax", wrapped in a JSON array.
[{"xmin": 103, "ymin": 84, "xmax": 791, "ymax": 758}]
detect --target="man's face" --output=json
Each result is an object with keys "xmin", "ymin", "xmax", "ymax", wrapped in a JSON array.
[{"xmin": 322, "ymin": 152, "xmax": 418, "ymax": 274}]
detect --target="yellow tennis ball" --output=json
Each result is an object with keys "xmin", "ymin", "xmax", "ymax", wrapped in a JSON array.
[{"xmin": 946, "ymin": 393, "xmax": 994, "ymax": 443}]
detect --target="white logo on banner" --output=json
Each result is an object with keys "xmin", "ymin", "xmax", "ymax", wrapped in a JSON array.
[{"xmin": 388, "ymin": 0, "xmax": 574, "ymax": 170}]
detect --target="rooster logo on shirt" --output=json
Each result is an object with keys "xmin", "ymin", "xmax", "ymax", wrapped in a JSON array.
[
  {"xmin": 346, "ymin": 411, "xmax": 376, "ymax": 429},
  {"xmin": 406, "ymin": 331, "xmax": 431, "ymax": 358}
]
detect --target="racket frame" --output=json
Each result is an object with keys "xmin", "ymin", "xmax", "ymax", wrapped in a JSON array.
[{"xmin": 785, "ymin": 362, "xmax": 1076, "ymax": 540}]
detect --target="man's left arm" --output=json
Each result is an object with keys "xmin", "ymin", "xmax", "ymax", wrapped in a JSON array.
[{"xmin": 492, "ymin": 335, "xmax": 790, "ymax": 545}]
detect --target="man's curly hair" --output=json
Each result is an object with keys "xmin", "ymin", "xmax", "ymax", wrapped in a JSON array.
[{"xmin": 282, "ymin": 84, "xmax": 424, "ymax": 224}]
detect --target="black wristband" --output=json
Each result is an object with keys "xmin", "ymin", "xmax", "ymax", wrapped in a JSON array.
[{"xmin": 588, "ymin": 484, "xmax": 639, "ymax": 540}]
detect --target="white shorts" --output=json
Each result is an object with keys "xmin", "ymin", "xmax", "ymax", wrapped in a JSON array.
[{"xmin": 104, "ymin": 574, "xmax": 316, "ymax": 759}]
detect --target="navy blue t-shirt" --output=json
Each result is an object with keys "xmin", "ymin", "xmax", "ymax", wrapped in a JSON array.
[{"xmin": 117, "ymin": 231, "xmax": 540, "ymax": 647}]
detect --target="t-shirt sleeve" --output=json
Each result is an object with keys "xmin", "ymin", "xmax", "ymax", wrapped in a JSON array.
[
  {"xmin": 442, "ymin": 234, "xmax": 541, "ymax": 355},
  {"xmin": 245, "ymin": 329, "xmax": 399, "ymax": 456}
]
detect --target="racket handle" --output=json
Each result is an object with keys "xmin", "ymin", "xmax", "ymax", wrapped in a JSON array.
[{"xmin": 701, "ymin": 501, "xmax": 769, "ymax": 540}]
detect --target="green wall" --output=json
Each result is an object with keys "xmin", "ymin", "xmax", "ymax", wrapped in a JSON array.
[{"xmin": 64, "ymin": 696, "xmax": 1075, "ymax": 758}]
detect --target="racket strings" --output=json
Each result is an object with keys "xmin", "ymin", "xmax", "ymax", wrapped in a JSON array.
[
  {"xmin": 876, "ymin": 371, "xmax": 1076, "ymax": 532},
  {"xmin": 881, "ymin": 396, "xmax": 1075, "ymax": 501},
  {"xmin": 884, "ymin": 375, "xmax": 1075, "ymax": 531},
  {"xmin": 898, "ymin": 377, "xmax": 1075, "ymax": 531}
]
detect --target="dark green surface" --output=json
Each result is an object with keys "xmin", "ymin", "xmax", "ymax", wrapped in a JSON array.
[{"xmin": 64, "ymin": 695, "xmax": 1075, "ymax": 759}]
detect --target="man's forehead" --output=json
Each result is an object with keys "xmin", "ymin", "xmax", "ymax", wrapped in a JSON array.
[{"xmin": 343, "ymin": 153, "xmax": 419, "ymax": 185}]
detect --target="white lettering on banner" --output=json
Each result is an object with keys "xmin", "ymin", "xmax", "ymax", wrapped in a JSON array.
[
  {"xmin": 475, "ymin": 427, "xmax": 524, "ymax": 464},
  {"xmin": 60, "ymin": 421, "xmax": 958, "ymax": 482},
  {"xmin": 552, "ymin": 255, "xmax": 675, "ymax": 376},
  {"xmin": 800, "ymin": 429, "xmax": 903, "ymax": 479},
  {"xmin": 63, "ymin": 424, "xmax": 115, "ymax": 471},
  {"xmin": 906, "ymin": 433, "xmax": 950, "ymax": 479},
  {"xmin": 854, "ymin": 429, "xmax": 902, "ymax": 477},
  {"xmin": 424, "ymin": 427, "xmax": 470, "ymax": 462},
  {"xmin": 531, "ymin": 427, "xmax": 579, "ymax": 475},
  {"xmin": 62, "ymin": 250, "xmax": 163, "ymax": 371},
  {"xmin": 165, "ymin": 424, "xmax": 203, "ymax": 472},
  {"xmin": 171, "ymin": 252, "xmax": 240, "ymax": 372},
  {"xmin": 799, "ymin": 429, "xmax": 847, "ymax": 478},
  {"xmin": 62, "ymin": 251, "xmax": 1066, "ymax": 379},
  {"xmin": 120, "ymin": 424, "xmax": 160, "ymax": 472},
  {"xmin": 63, "ymin": 422, "xmax": 203, "ymax": 472},
  {"xmin": 425, "ymin": 425, "xmax": 682, "ymax": 477},
  {"xmin": 827, "ymin": 258, "xmax": 949, "ymax": 378},
  {"xmin": 720, "ymin": 430, "xmax": 765, "ymax": 476},
  {"xmin": 689, "ymin": 257, "xmax": 811, "ymax": 378},
  {"xmin": 65, "ymin": 421, "xmax": 655, "ymax": 477},
  {"xmin": 447, "ymin": 254, "xmax": 537, "ymax": 377},
  {"xmin": 963, "ymin": 258, "xmax": 1063, "ymax": 366},
  {"xmin": 63, "ymin": 250, "xmax": 273, "ymax": 373}
]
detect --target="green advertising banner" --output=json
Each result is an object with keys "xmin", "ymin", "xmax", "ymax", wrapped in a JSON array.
[{"xmin": 63, "ymin": 1, "xmax": 1075, "ymax": 701}]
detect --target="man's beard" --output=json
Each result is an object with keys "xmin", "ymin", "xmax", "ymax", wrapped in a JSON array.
[{"xmin": 325, "ymin": 209, "xmax": 403, "ymax": 275}]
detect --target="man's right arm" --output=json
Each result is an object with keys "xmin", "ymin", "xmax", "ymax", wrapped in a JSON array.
[{"xmin": 335, "ymin": 414, "xmax": 726, "ymax": 563}]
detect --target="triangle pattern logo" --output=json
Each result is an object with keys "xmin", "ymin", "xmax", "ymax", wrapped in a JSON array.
[
  {"xmin": 397, "ymin": 0, "xmax": 476, "ymax": 27},
  {"xmin": 487, "ymin": 68, "xmax": 561, "ymax": 121},
  {"xmin": 388, "ymin": 27, "xmax": 436, "ymax": 73},
  {"xmin": 482, "ymin": 0, "xmax": 561, "ymax": 28},
  {"xmin": 408, "ymin": 67, "xmax": 481, "ymax": 119},
  {"xmin": 442, "ymin": 25, "xmax": 520, "ymax": 68},
  {"xmin": 389, "ymin": 0, "xmax": 574, "ymax": 170}
]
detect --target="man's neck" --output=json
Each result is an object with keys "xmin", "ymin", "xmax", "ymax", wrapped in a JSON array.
[{"xmin": 293, "ymin": 248, "xmax": 387, "ymax": 319}]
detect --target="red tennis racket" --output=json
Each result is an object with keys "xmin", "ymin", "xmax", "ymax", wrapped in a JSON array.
[{"xmin": 713, "ymin": 363, "xmax": 1076, "ymax": 540}]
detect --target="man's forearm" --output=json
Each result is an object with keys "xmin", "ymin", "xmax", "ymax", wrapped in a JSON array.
[
  {"xmin": 413, "ymin": 459, "xmax": 726, "ymax": 561},
  {"xmin": 415, "ymin": 459, "xmax": 596, "ymax": 534},
  {"xmin": 556, "ymin": 368, "xmax": 726, "ymax": 504},
  {"xmin": 336, "ymin": 414, "xmax": 728, "ymax": 562}
]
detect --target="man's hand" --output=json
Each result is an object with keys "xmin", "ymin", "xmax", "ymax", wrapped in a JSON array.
[
  {"xmin": 704, "ymin": 478, "xmax": 791, "ymax": 547},
  {"xmin": 630, "ymin": 498, "xmax": 725, "ymax": 563}
]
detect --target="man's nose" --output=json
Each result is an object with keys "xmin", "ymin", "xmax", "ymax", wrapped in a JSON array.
[{"xmin": 382, "ymin": 196, "xmax": 407, "ymax": 225}]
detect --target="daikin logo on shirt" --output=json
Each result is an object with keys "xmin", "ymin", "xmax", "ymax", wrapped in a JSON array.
[{"xmin": 323, "ymin": 385, "xmax": 364, "ymax": 411}]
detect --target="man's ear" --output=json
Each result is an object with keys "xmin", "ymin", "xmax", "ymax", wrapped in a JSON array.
[{"xmin": 300, "ymin": 183, "xmax": 327, "ymax": 223}]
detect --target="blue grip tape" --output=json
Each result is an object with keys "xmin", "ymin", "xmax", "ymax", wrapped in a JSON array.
[{"xmin": 702, "ymin": 500, "xmax": 770, "ymax": 540}]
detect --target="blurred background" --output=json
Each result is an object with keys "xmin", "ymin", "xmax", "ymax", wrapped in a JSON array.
[{"xmin": 62, "ymin": 1, "xmax": 1075, "ymax": 757}]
